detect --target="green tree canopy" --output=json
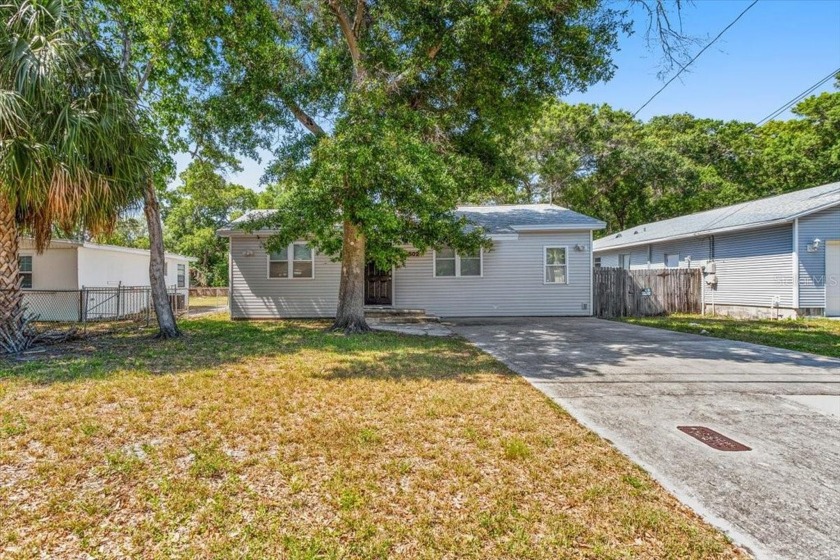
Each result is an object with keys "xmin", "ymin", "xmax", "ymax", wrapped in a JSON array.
[
  {"xmin": 509, "ymin": 80, "xmax": 840, "ymax": 234},
  {"xmin": 163, "ymin": 161, "xmax": 258, "ymax": 287}
]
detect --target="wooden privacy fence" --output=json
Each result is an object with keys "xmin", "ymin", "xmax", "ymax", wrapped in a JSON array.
[{"xmin": 593, "ymin": 268, "xmax": 702, "ymax": 318}]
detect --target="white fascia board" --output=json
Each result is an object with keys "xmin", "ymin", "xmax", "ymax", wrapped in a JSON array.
[
  {"xmin": 488, "ymin": 233, "xmax": 519, "ymax": 240},
  {"xmin": 511, "ymin": 223, "xmax": 606, "ymax": 232},
  {"xmin": 80, "ymin": 242, "xmax": 196, "ymax": 262}
]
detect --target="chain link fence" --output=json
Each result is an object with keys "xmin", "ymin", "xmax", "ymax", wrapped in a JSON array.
[{"xmin": 17, "ymin": 285, "xmax": 187, "ymax": 327}]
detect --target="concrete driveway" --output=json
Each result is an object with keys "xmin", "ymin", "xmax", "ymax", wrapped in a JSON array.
[{"xmin": 449, "ymin": 317, "xmax": 840, "ymax": 560}]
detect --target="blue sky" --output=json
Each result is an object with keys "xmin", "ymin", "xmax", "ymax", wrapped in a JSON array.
[{"xmin": 173, "ymin": 0, "xmax": 840, "ymax": 191}]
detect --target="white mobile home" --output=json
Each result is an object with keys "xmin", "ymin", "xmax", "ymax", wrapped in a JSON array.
[
  {"xmin": 218, "ymin": 205, "xmax": 605, "ymax": 319},
  {"xmin": 19, "ymin": 239, "xmax": 193, "ymax": 321},
  {"xmin": 593, "ymin": 182, "xmax": 840, "ymax": 319}
]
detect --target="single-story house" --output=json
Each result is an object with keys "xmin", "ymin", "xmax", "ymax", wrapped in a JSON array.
[
  {"xmin": 217, "ymin": 204, "xmax": 606, "ymax": 319},
  {"xmin": 593, "ymin": 182, "xmax": 840, "ymax": 319},
  {"xmin": 19, "ymin": 238, "xmax": 193, "ymax": 321}
]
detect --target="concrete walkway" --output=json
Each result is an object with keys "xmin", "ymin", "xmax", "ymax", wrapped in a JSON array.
[{"xmin": 449, "ymin": 317, "xmax": 840, "ymax": 560}]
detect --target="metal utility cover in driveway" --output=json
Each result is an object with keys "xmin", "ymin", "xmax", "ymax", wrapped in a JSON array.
[
  {"xmin": 677, "ymin": 426, "xmax": 752, "ymax": 451},
  {"xmin": 449, "ymin": 317, "xmax": 840, "ymax": 560}
]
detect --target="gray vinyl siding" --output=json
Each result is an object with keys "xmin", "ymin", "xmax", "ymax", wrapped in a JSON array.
[
  {"xmin": 229, "ymin": 236, "xmax": 341, "ymax": 318},
  {"xmin": 394, "ymin": 232, "xmax": 593, "ymax": 317},
  {"xmin": 598, "ymin": 252, "xmax": 619, "ymax": 268},
  {"xmin": 798, "ymin": 205, "xmax": 840, "ymax": 309},
  {"xmin": 595, "ymin": 224, "xmax": 794, "ymax": 309},
  {"xmin": 708, "ymin": 225, "xmax": 794, "ymax": 308},
  {"xmin": 597, "ymin": 238, "xmax": 710, "ymax": 270},
  {"xmin": 647, "ymin": 237, "xmax": 710, "ymax": 269}
]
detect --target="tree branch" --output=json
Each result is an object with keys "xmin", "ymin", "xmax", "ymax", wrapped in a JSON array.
[
  {"xmin": 136, "ymin": 20, "xmax": 176, "ymax": 96},
  {"xmin": 352, "ymin": 0, "xmax": 365, "ymax": 36},
  {"xmin": 288, "ymin": 100, "xmax": 327, "ymax": 136},
  {"xmin": 325, "ymin": 0, "xmax": 364, "ymax": 81}
]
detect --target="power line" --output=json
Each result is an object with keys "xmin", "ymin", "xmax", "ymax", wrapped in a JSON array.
[
  {"xmin": 754, "ymin": 68, "xmax": 840, "ymax": 126},
  {"xmin": 632, "ymin": 0, "xmax": 759, "ymax": 118}
]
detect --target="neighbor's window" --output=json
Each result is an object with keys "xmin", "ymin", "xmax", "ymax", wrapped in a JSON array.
[
  {"xmin": 593, "ymin": 257, "xmax": 602, "ymax": 269},
  {"xmin": 619, "ymin": 253, "xmax": 631, "ymax": 269},
  {"xmin": 544, "ymin": 247, "xmax": 568, "ymax": 284},
  {"xmin": 19, "ymin": 256, "xmax": 32, "ymax": 289},
  {"xmin": 269, "ymin": 243, "xmax": 314, "ymax": 279},
  {"xmin": 665, "ymin": 253, "xmax": 680, "ymax": 268},
  {"xmin": 434, "ymin": 247, "xmax": 482, "ymax": 277},
  {"xmin": 177, "ymin": 264, "xmax": 186, "ymax": 288}
]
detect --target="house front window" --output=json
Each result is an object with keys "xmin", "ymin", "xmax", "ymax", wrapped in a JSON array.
[
  {"xmin": 434, "ymin": 247, "xmax": 482, "ymax": 277},
  {"xmin": 544, "ymin": 247, "xmax": 568, "ymax": 284},
  {"xmin": 19, "ymin": 256, "xmax": 32, "ymax": 289},
  {"xmin": 269, "ymin": 243, "xmax": 314, "ymax": 279},
  {"xmin": 665, "ymin": 253, "xmax": 680, "ymax": 268},
  {"xmin": 177, "ymin": 264, "xmax": 186, "ymax": 288},
  {"xmin": 292, "ymin": 243, "xmax": 314, "ymax": 278}
]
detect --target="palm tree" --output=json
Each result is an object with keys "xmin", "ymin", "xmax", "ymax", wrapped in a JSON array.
[{"xmin": 0, "ymin": 0, "xmax": 151, "ymax": 352}]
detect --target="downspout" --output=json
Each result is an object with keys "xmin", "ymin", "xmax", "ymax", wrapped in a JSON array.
[
  {"xmin": 792, "ymin": 218, "xmax": 800, "ymax": 316},
  {"xmin": 589, "ymin": 230, "xmax": 594, "ymax": 316}
]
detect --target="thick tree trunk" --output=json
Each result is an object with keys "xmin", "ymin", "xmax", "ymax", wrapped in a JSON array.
[
  {"xmin": 143, "ymin": 181, "xmax": 180, "ymax": 339},
  {"xmin": 332, "ymin": 220, "xmax": 371, "ymax": 333}
]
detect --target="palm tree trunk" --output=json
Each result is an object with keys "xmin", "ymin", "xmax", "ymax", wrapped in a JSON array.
[
  {"xmin": 0, "ymin": 197, "xmax": 22, "ymax": 320},
  {"xmin": 143, "ymin": 181, "xmax": 180, "ymax": 338},
  {"xmin": 0, "ymin": 197, "xmax": 29, "ymax": 352},
  {"xmin": 332, "ymin": 220, "xmax": 370, "ymax": 333}
]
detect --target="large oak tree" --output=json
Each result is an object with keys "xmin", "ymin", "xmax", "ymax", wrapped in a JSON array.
[{"xmin": 168, "ymin": 0, "xmax": 634, "ymax": 332}]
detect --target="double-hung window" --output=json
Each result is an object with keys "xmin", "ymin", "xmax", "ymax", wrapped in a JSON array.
[
  {"xmin": 664, "ymin": 253, "xmax": 680, "ymax": 268},
  {"xmin": 269, "ymin": 242, "xmax": 314, "ymax": 279},
  {"xmin": 434, "ymin": 247, "xmax": 482, "ymax": 277},
  {"xmin": 619, "ymin": 253, "xmax": 631, "ymax": 269},
  {"xmin": 544, "ymin": 247, "xmax": 568, "ymax": 284},
  {"xmin": 19, "ymin": 256, "xmax": 32, "ymax": 289},
  {"xmin": 177, "ymin": 264, "xmax": 186, "ymax": 288}
]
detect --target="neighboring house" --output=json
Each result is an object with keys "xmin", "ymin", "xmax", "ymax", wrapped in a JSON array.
[
  {"xmin": 217, "ymin": 204, "xmax": 605, "ymax": 319},
  {"xmin": 19, "ymin": 238, "xmax": 193, "ymax": 320},
  {"xmin": 593, "ymin": 182, "xmax": 840, "ymax": 318}
]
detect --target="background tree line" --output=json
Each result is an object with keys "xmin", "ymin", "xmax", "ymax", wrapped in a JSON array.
[{"xmin": 500, "ymin": 76, "xmax": 840, "ymax": 233}]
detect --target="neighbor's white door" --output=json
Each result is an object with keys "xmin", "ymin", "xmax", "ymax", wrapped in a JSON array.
[{"xmin": 827, "ymin": 240, "xmax": 840, "ymax": 317}]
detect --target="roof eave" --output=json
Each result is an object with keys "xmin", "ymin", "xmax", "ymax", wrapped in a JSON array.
[
  {"xmin": 511, "ymin": 223, "xmax": 606, "ymax": 232},
  {"xmin": 594, "ymin": 198, "xmax": 840, "ymax": 253},
  {"xmin": 594, "ymin": 218, "xmax": 795, "ymax": 252}
]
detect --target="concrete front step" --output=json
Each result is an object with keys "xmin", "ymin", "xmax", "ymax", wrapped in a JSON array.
[
  {"xmin": 364, "ymin": 306, "xmax": 439, "ymax": 323},
  {"xmin": 371, "ymin": 315, "xmax": 441, "ymax": 324}
]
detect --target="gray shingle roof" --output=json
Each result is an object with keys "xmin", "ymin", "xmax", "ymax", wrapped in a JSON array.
[
  {"xmin": 220, "ymin": 204, "xmax": 605, "ymax": 235},
  {"xmin": 593, "ymin": 182, "xmax": 840, "ymax": 252},
  {"xmin": 455, "ymin": 204, "xmax": 605, "ymax": 233}
]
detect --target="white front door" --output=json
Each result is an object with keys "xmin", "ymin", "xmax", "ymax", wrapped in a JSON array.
[{"xmin": 827, "ymin": 240, "xmax": 840, "ymax": 317}]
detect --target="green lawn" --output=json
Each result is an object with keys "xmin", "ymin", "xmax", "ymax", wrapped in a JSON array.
[
  {"xmin": 0, "ymin": 316, "xmax": 743, "ymax": 559},
  {"xmin": 621, "ymin": 314, "xmax": 840, "ymax": 358}
]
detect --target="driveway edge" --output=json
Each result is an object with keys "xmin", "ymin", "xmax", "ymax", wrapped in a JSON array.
[{"xmin": 532, "ymin": 383, "xmax": 763, "ymax": 559}]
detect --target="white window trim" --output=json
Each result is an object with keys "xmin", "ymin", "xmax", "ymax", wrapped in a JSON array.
[
  {"xmin": 664, "ymin": 252, "xmax": 681, "ymax": 269},
  {"xmin": 176, "ymin": 263, "xmax": 187, "ymax": 288},
  {"xmin": 267, "ymin": 241, "xmax": 316, "ymax": 280},
  {"xmin": 432, "ymin": 248, "xmax": 484, "ymax": 278},
  {"xmin": 19, "ymin": 255, "xmax": 33, "ymax": 290},
  {"xmin": 543, "ymin": 246, "xmax": 569, "ymax": 285}
]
